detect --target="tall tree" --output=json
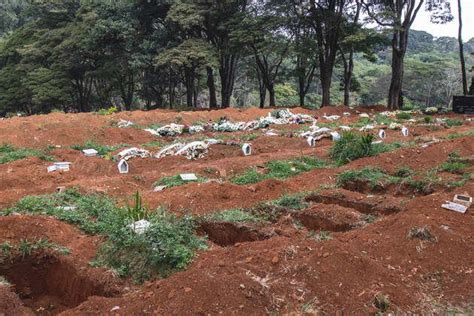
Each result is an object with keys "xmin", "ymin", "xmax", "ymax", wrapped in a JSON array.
[
  {"xmin": 309, "ymin": 0, "xmax": 349, "ymax": 107},
  {"xmin": 363, "ymin": 0, "xmax": 453, "ymax": 109},
  {"xmin": 456, "ymin": 0, "xmax": 467, "ymax": 95}
]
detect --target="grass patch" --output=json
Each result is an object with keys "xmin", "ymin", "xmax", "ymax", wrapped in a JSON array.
[
  {"xmin": 2, "ymin": 189, "xmax": 206, "ymax": 282},
  {"xmin": 272, "ymin": 194, "xmax": 308, "ymax": 210},
  {"xmin": 0, "ymin": 238, "xmax": 70, "ymax": 260},
  {"xmin": 0, "ymin": 144, "xmax": 54, "ymax": 164},
  {"xmin": 396, "ymin": 112, "xmax": 412, "ymax": 120},
  {"xmin": 232, "ymin": 157, "xmax": 329, "ymax": 185},
  {"xmin": 204, "ymin": 209, "xmax": 262, "ymax": 223},
  {"xmin": 71, "ymin": 140, "xmax": 129, "ymax": 158},
  {"xmin": 337, "ymin": 167, "xmax": 398, "ymax": 189},
  {"xmin": 154, "ymin": 174, "xmax": 207, "ymax": 188},
  {"xmin": 330, "ymin": 132, "xmax": 374, "ymax": 165},
  {"xmin": 445, "ymin": 118, "xmax": 463, "ymax": 127},
  {"xmin": 441, "ymin": 161, "xmax": 467, "ymax": 174},
  {"xmin": 240, "ymin": 133, "xmax": 258, "ymax": 142}
]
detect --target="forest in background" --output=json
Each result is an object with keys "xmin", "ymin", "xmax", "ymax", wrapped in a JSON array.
[{"xmin": 0, "ymin": 0, "xmax": 472, "ymax": 116}]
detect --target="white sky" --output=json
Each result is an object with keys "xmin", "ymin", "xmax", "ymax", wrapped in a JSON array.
[{"xmin": 411, "ymin": 0, "xmax": 474, "ymax": 40}]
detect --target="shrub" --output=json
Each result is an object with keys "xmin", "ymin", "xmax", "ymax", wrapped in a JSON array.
[
  {"xmin": 396, "ymin": 112, "xmax": 412, "ymax": 120},
  {"xmin": 445, "ymin": 118, "xmax": 463, "ymax": 127},
  {"xmin": 441, "ymin": 161, "xmax": 467, "ymax": 174},
  {"xmin": 0, "ymin": 144, "xmax": 53, "ymax": 164},
  {"xmin": 205, "ymin": 209, "xmax": 261, "ymax": 223},
  {"xmin": 232, "ymin": 157, "xmax": 329, "ymax": 185},
  {"xmin": 330, "ymin": 132, "xmax": 374, "ymax": 165},
  {"xmin": 97, "ymin": 106, "xmax": 118, "ymax": 115},
  {"xmin": 407, "ymin": 226, "xmax": 437, "ymax": 242},
  {"xmin": 97, "ymin": 210, "xmax": 206, "ymax": 282},
  {"xmin": 3, "ymin": 190, "xmax": 205, "ymax": 282},
  {"xmin": 337, "ymin": 167, "xmax": 391, "ymax": 189}
]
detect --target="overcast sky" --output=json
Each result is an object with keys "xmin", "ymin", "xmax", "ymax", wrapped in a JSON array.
[{"xmin": 411, "ymin": 0, "xmax": 474, "ymax": 40}]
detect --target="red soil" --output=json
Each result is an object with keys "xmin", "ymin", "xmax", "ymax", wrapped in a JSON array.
[{"xmin": 0, "ymin": 106, "xmax": 473, "ymax": 314}]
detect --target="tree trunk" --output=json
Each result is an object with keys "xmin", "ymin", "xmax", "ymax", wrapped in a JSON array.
[
  {"xmin": 185, "ymin": 69, "xmax": 194, "ymax": 108},
  {"xmin": 268, "ymin": 85, "xmax": 276, "ymax": 107},
  {"xmin": 457, "ymin": 0, "xmax": 468, "ymax": 95},
  {"xmin": 388, "ymin": 31, "xmax": 408, "ymax": 110},
  {"xmin": 207, "ymin": 66, "xmax": 218, "ymax": 109},
  {"xmin": 342, "ymin": 50, "xmax": 355, "ymax": 107},
  {"xmin": 220, "ymin": 55, "xmax": 237, "ymax": 108},
  {"xmin": 297, "ymin": 55, "xmax": 306, "ymax": 107},
  {"xmin": 320, "ymin": 66, "xmax": 332, "ymax": 107}
]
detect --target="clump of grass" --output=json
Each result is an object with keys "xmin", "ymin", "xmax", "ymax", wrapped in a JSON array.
[
  {"xmin": 441, "ymin": 161, "xmax": 467, "ymax": 174},
  {"xmin": 71, "ymin": 140, "xmax": 129, "ymax": 157},
  {"xmin": 8, "ymin": 238, "xmax": 71, "ymax": 259},
  {"xmin": 396, "ymin": 112, "xmax": 412, "ymax": 120},
  {"xmin": 407, "ymin": 226, "xmax": 437, "ymax": 242},
  {"xmin": 154, "ymin": 174, "xmax": 207, "ymax": 188},
  {"xmin": 445, "ymin": 118, "xmax": 463, "ymax": 127},
  {"xmin": 204, "ymin": 209, "xmax": 262, "ymax": 223},
  {"xmin": 406, "ymin": 169, "xmax": 440, "ymax": 194},
  {"xmin": 0, "ymin": 143, "xmax": 53, "ymax": 164},
  {"xmin": 330, "ymin": 132, "xmax": 374, "ymax": 165},
  {"xmin": 232, "ymin": 157, "xmax": 328, "ymax": 185},
  {"xmin": 273, "ymin": 194, "xmax": 308, "ymax": 210},
  {"xmin": 96, "ymin": 209, "xmax": 206, "ymax": 282},
  {"xmin": 423, "ymin": 116, "xmax": 433, "ymax": 124},
  {"xmin": 394, "ymin": 166, "xmax": 415, "ymax": 178},
  {"xmin": 240, "ymin": 133, "xmax": 258, "ymax": 142},
  {"xmin": 337, "ymin": 167, "xmax": 395, "ymax": 189}
]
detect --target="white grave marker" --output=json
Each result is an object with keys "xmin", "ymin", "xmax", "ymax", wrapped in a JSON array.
[
  {"xmin": 242, "ymin": 143, "xmax": 252, "ymax": 156},
  {"xmin": 330, "ymin": 132, "xmax": 341, "ymax": 142},
  {"xmin": 378, "ymin": 129, "xmax": 386, "ymax": 139},
  {"xmin": 118, "ymin": 159, "xmax": 129, "ymax": 174},
  {"xmin": 401, "ymin": 127, "xmax": 409, "ymax": 137},
  {"xmin": 180, "ymin": 173, "xmax": 198, "ymax": 181},
  {"xmin": 82, "ymin": 149, "xmax": 98, "ymax": 157},
  {"xmin": 307, "ymin": 136, "xmax": 316, "ymax": 147}
]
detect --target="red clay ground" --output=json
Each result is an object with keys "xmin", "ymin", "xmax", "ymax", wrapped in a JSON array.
[{"xmin": 0, "ymin": 106, "xmax": 473, "ymax": 314}]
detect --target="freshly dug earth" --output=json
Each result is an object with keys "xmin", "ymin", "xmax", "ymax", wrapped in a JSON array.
[{"xmin": 0, "ymin": 106, "xmax": 473, "ymax": 314}]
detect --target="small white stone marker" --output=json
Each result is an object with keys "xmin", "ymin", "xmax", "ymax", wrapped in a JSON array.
[
  {"xmin": 180, "ymin": 173, "xmax": 198, "ymax": 181},
  {"xmin": 82, "ymin": 149, "xmax": 98, "ymax": 157},
  {"xmin": 453, "ymin": 194, "xmax": 472, "ymax": 208},
  {"xmin": 401, "ymin": 127, "xmax": 409, "ymax": 137},
  {"xmin": 307, "ymin": 136, "xmax": 316, "ymax": 147},
  {"xmin": 378, "ymin": 129, "xmax": 386, "ymax": 139},
  {"xmin": 153, "ymin": 185, "xmax": 167, "ymax": 192},
  {"xmin": 442, "ymin": 201, "xmax": 468, "ymax": 214},
  {"xmin": 128, "ymin": 219, "xmax": 151, "ymax": 235},
  {"xmin": 330, "ymin": 132, "xmax": 341, "ymax": 142},
  {"xmin": 48, "ymin": 162, "xmax": 71, "ymax": 172},
  {"xmin": 118, "ymin": 159, "xmax": 129, "ymax": 174},
  {"xmin": 242, "ymin": 143, "xmax": 252, "ymax": 156}
]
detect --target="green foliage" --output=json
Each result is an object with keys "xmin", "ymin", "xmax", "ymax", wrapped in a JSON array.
[
  {"xmin": 97, "ymin": 106, "xmax": 118, "ymax": 115},
  {"xmin": 330, "ymin": 132, "xmax": 374, "ymax": 165},
  {"xmin": 272, "ymin": 194, "xmax": 308, "ymax": 210},
  {"xmin": 396, "ymin": 112, "xmax": 412, "ymax": 120},
  {"xmin": 155, "ymin": 174, "xmax": 207, "ymax": 189},
  {"xmin": 96, "ymin": 210, "xmax": 206, "ymax": 282},
  {"xmin": 3, "ymin": 189, "xmax": 205, "ymax": 282},
  {"xmin": 337, "ymin": 167, "xmax": 397, "ymax": 189},
  {"xmin": 232, "ymin": 157, "xmax": 328, "ymax": 185},
  {"xmin": 14, "ymin": 238, "xmax": 70, "ymax": 258},
  {"xmin": 445, "ymin": 118, "xmax": 463, "ymax": 127},
  {"xmin": 0, "ymin": 143, "xmax": 53, "ymax": 164},
  {"xmin": 424, "ymin": 116, "xmax": 433, "ymax": 124},
  {"xmin": 70, "ymin": 141, "xmax": 129, "ymax": 157},
  {"xmin": 205, "ymin": 209, "xmax": 262, "ymax": 223},
  {"xmin": 441, "ymin": 161, "xmax": 467, "ymax": 174}
]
